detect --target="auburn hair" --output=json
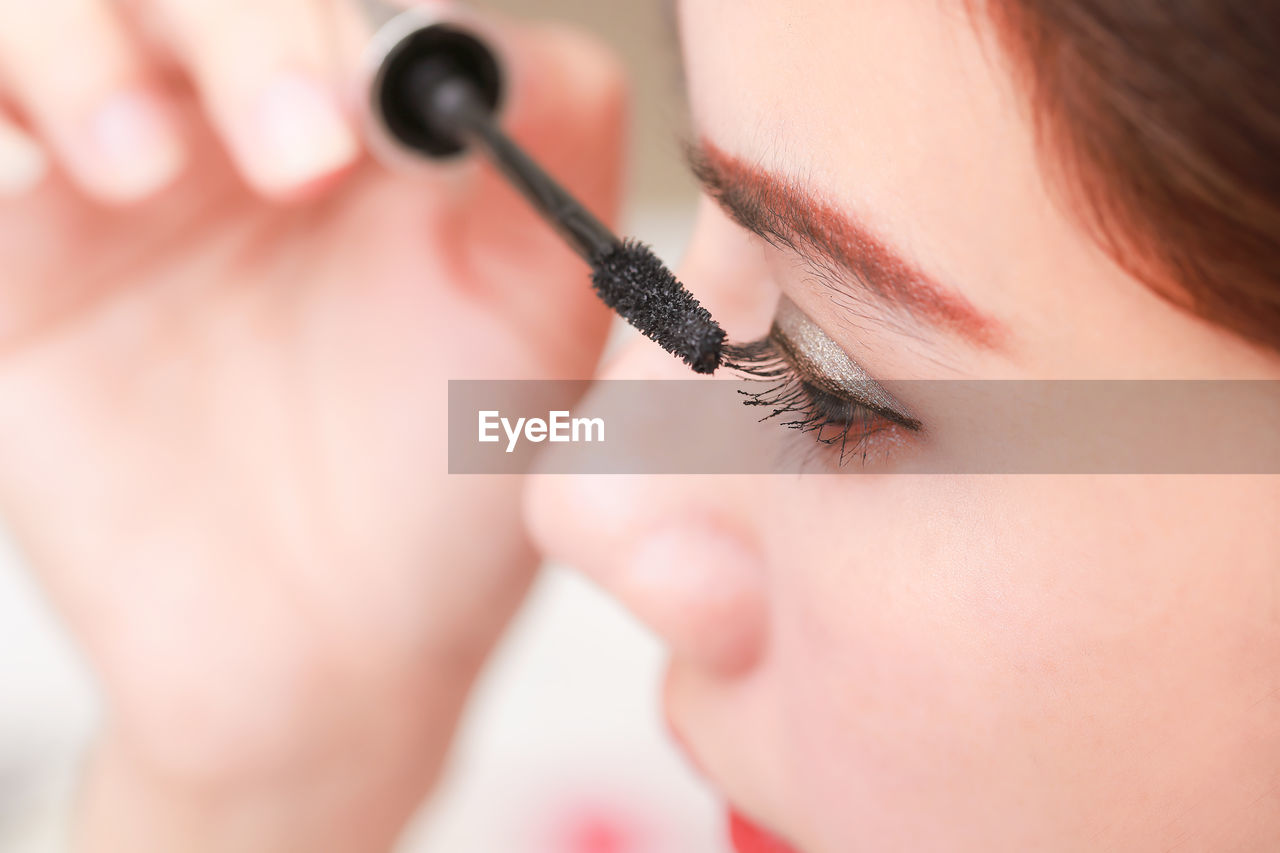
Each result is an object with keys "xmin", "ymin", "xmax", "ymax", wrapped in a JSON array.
[{"xmin": 978, "ymin": 1, "xmax": 1280, "ymax": 351}]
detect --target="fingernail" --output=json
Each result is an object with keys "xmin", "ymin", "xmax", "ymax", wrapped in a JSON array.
[
  {"xmin": 84, "ymin": 91, "xmax": 185, "ymax": 201},
  {"xmin": 0, "ymin": 124, "xmax": 48, "ymax": 197},
  {"xmin": 250, "ymin": 74, "xmax": 359, "ymax": 193}
]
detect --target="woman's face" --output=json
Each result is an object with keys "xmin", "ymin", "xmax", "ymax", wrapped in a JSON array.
[{"xmin": 528, "ymin": 1, "xmax": 1280, "ymax": 850}]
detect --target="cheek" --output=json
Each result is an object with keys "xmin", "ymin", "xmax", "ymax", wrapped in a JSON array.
[
  {"xmin": 762, "ymin": 476, "xmax": 1280, "ymax": 849},
  {"xmin": 764, "ymin": 477, "xmax": 1007, "ymax": 845},
  {"xmin": 764, "ymin": 479, "xmax": 1073, "ymax": 847}
]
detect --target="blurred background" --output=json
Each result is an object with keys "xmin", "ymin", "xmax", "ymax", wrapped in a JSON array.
[{"xmin": 0, "ymin": 1, "xmax": 723, "ymax": 851}]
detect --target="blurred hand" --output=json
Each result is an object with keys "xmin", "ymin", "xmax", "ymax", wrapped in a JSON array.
[{"xmin": 0, "ymin": 2, "xmax": 623, "ymax": 850}]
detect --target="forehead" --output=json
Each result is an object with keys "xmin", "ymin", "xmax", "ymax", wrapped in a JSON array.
[
  {"xmin": 680, "ymin": 1, "xmax": 1020, "ymax": 186},
  {"xmin": 679, "ymin": 0, "xmax": 1034, "ymax": 238},
  {"xmin": 676, "ymin": 0, "xmax": 1148, "ymax": 368}
]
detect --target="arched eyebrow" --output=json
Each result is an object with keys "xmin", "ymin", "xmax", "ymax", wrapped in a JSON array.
[{"xmin": 686, "ymin": 138, "xmax": 1006, "ymax": 350}]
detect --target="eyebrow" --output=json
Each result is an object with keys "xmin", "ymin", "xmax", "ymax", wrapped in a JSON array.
[{"xmin": 686, "ymin": 139, "xmax": 1004, "ymax": 349}]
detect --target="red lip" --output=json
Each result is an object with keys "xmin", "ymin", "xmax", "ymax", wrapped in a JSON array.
[{"xmin": 729, "ymin": 809, "xmax": 800, "ymax": 853}]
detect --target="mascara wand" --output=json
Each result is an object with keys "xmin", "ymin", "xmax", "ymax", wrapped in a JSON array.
[{"xmin": 358, "ymin": 7, "xmax": 726, "ymax": 374}]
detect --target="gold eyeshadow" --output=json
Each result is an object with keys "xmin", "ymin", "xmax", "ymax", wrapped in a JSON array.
[{"xmin": 769, "ymin": 297, "xmax": 912, "ymax": 422}]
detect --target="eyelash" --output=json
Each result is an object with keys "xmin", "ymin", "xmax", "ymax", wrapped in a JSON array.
[{"xmin": 724, "ymin": 338, "xmax": 922, "ymax": 467}]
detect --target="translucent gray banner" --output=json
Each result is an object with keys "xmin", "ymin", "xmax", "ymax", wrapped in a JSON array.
[{"xmin": 448, "ymin": 380, "xmax": 1280, "ymax": 474}]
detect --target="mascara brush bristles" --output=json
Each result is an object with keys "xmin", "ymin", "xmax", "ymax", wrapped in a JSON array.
[
  {"xmin": 590, "ymin": 240, "xmax": 726, "ymax": 374},
  {"xmin": 419, "ymin": 71, "xmax": 727, "ymax": 373}
]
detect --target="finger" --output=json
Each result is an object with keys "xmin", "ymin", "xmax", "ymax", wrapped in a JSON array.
[
  {"xmin": 0, "ymin": 0, "xmax": 186, "ymax": 203},
  {"xmin": 495, "ymin": 21, "xmax": 629, "ymax": 231},
  {"xmin": 147, "ymin": 0, "xmax": 360, "ymax": 198},
  {"xmin": 461, "ymin": 21, "xmax": 629, "ymax": 359},
  {"xmin": 0, "ymin": 112, "xmax": 49, "ymax": 199}
]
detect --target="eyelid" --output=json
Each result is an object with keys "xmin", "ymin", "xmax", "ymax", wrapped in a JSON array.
[{"xmin": 770, "ymin": 297, "xmax": 916, "ymax": 425}]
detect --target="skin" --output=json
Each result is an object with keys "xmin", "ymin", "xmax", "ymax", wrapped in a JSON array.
[
  {"xmin": 0, "ymin": 1, "xmax": 622, "ymax": 850},
  {"xmin": 528, "ymin": 0, "xmax": 1280, "ymax": 851},
  {"xmin": 0, "ymin": 0, "xmax": 1276, "ymax": 851}
]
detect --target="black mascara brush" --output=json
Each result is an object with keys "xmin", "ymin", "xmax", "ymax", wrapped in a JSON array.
[{"xmin": 357, "ymin": 5, "xmax": 726, "ymax": 374}]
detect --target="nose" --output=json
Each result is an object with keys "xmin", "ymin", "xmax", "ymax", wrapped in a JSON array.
[
  {"xmin": 524, "ymin": 201, "xmax": 776, "ymax": 676},
  {"xmin": 526, "ymin": 469, "xmax": 768, "ymax": 674}
]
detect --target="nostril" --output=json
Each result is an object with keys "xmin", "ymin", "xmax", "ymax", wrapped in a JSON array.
[{"xmin": 621, "ymin": 523, "xmax": 769, "ymax": 676}]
